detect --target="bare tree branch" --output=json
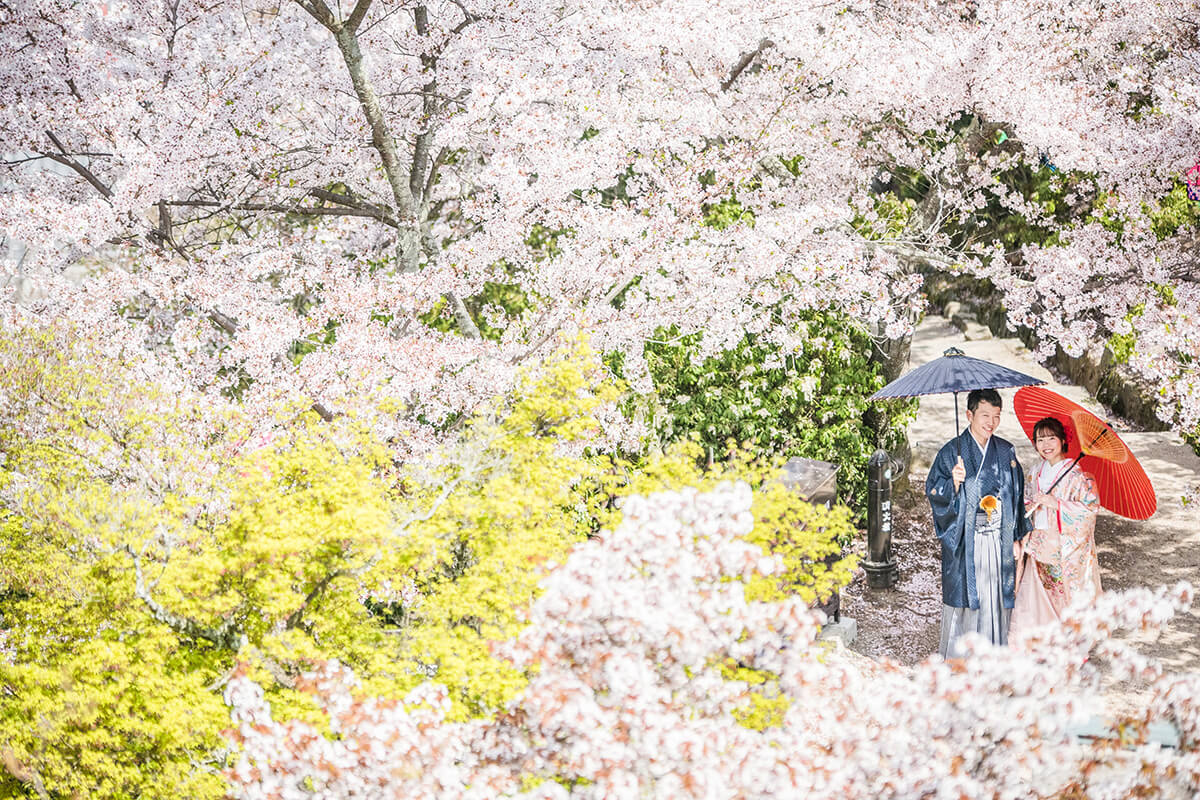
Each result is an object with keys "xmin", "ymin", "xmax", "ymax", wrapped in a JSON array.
[
  {"xmin": 317, "ymin": 13, "xmax": 423, "ymax": 269},
  {"xmin": 410, "ymin": 6, "xmax": 441, "ymax": 209},
  {"xmin": 149, "ymin": 200, "xmax": 190, "ymax": 260},
  {"xmin": 422, "ymin": 146, "xmax": 450, "ymax": 209},
  {"xmin": 283, "ymin": 468, "xmax": 469, "ymax": 632},
  {"xmin": 411, "ymin": 123, "xmax": 436, "ymax": 203},
  {"xmin": 205, "ymin": 306, "xmax": 238, "ymax": 335},
  {"xmin": 863, "ymin": 239, "xmax": 960, "ymax": 271},
  {"xmin": 285, "ymin": 568, "xmax": 350, "ymax": 630},
  {"xmin": 41, "ymin": 130, "xmax": 113, "ymax": 199},
  {"xmin": 445, "ymin": 290, "xmax": 482, "ymax": 340},
  {"xmin": 721, "ymin": 38, "xmax": 774, "ymax": 92},
  {"xmin": 3, "ymin": 151, "xmax": 113, "ymax": 166},
  {"xmin": 447, "ymin": 0, "xmax": 479, "ymax": 31},
  {"xmin": 307, "ymin": 186, "xmax": 393, "ymax": 219},
  {"xmin": 344, "ymin": 0, "xmax": 373, "ymax": 32},
  {"xmin": 0, "ymin": 750, "xmax": 50, "ymax": 800},
  {"xmin": 293, "ymin": 0, "xmax": 338, "ymax": 29},
  {"xmin": 124, "ymin": 543, "xmax": 243, "ymax": 650},
  {"xmin": 256, "ymin": 652, "xmax": 298, "ymax": 689},
  {"xmin": 165, "ymin": 197, "xmax": 399, "ymax": 227}
]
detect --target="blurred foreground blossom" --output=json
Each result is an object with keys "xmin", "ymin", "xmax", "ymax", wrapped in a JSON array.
[{"xmin": 227, "ymin": 484, "xmax": 1198, "ymax": 799}]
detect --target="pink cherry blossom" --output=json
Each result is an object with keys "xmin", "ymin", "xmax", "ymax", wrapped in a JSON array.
[
  {"xmin": 2, "ymin": 0, "xmax": 1194, "ymax": 465},
  {"xmin": 226, "ymin": 482, "xmax": 1199, "ymax": 798}
]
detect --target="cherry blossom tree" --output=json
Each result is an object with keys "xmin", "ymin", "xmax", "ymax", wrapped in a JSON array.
[
  {"xmin": 225, "ymin": 482, "xmax": 1200, "ymax": 799},
  {"xmin": 2, "ymin": 0, "xmax": 1197, "ymax": 454},
  {"xmin": 5, "ymin": 5, "xmax": 1200, "ymax": 791}
]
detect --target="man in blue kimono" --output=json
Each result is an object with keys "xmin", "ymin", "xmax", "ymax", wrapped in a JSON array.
[{"xmin": 926, "ymin": 388, "xmax": 1029, "ymax": 657}]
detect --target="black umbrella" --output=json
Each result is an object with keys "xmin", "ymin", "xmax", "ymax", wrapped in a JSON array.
[{"xmin": 869, "ymin": 347, "xmax": 1046, "ymax": 436}]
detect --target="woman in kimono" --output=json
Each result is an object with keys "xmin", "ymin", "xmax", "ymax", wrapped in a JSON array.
[{"xmin": 1023, "ymin": 417, "xmax": 1102, "ymax": 614}]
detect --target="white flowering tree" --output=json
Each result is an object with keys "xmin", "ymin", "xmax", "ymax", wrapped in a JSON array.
[
  {"xmin": 2, "ymin": 0, "xmax": 1198, "ymax": 453},
  {"xmin": 226, "ymin": 483, "xmax": 1200, "ymax": 798},
  {"xmin": 5, "ymin": 1, "xmax": 1200, "ymax": 790}
]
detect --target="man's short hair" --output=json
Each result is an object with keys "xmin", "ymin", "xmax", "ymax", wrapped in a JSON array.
[{"xmin": 967, "ymin": 388, "xmax": 1002, "ymax": 413}]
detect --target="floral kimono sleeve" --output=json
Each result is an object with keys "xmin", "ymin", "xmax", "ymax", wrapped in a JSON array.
[
  {"xmin": 1023, "ymin": 467, "xmax": 1059, "ymax": 566},
  {"xmin": 1057, "ymin": 471, "xmax": 1100, "ymax": 559}
]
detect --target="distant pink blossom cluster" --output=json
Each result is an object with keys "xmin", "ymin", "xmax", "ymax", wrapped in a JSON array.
[{"xmin": 226, "ymin": 484, "xmax": 1199, "ymax": 799}]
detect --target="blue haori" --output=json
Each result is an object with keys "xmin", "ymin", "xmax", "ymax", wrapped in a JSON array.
[
  {"xmin": 940, "ymin": 509, "xmax": 1009, "ymax": 657},
  {"xmin": 926, "ymin": 430, "xmax": 1029, "ymax": 612}
]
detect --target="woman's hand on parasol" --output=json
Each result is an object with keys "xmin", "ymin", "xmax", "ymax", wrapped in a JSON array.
[{"xmin": 1024, "ymin": 491, "xmax": 1060, "ymax": 518}]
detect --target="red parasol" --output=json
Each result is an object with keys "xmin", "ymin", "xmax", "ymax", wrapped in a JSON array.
[{"xmin": 1013, "ymin": 386, "xmax": 1157, "ymax": 520}]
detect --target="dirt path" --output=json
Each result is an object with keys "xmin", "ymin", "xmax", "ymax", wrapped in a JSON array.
[{"xmin": 843, "ymin": 314, "xmax": 1200, "ymax": 710}]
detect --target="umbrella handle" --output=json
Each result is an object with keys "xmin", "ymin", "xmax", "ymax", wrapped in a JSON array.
[
  {"xmin": 1025, "ymin": 454, "xmax": 1084, "ymax": 517},
  {"xmin": 955, "ymin": 392, "xmax": 962, "ymax": 489},
  {"xmin": 1043, "ymin": 454, "xmax": 1083, "ymax": 495}
]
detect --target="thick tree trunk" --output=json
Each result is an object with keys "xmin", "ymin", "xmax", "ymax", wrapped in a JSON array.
[
  {"xmin": 304, "ymin": 4, "xmax": 482, "ymax": 340},
  {"xmin": 332, "ymin": 26, "xmax": 423, "ymax": 274}
]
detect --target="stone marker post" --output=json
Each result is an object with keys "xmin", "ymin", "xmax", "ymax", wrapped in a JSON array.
[
  {"xmin": 779, "ymin": 457, "xmax": 841, "ymax": 621},
  {"xmin": 864, "ymin": 448, "xmax": 899, "ymax": 588}
]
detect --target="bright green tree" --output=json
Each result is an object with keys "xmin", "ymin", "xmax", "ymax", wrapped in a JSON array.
[{"xmin": 643, "ymin": 312, "xmax": 912, "ymax": 521}]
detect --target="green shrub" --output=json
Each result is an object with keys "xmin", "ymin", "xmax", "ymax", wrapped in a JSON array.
[{"xmin": 643, "ymin": 311, "xmax": 912, "ymax": 523}]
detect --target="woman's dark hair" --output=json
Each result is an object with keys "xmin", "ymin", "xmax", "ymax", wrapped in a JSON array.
[{"xmin": 1032, "ymin": 416, "xmax": 1068, "ymax": 454}]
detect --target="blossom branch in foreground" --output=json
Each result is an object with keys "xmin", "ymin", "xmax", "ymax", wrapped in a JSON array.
[{"xmin": 226, "ymin": 483, "xmax": 1197, "ymax": 799}]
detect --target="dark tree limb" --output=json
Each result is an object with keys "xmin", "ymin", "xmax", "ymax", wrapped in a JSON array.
[
  {"xmin": 125, "ymin": 544, "xmax": 243, "ymax": 650},
  {"xmin": 164, "ymin": 197, "xmax": 399, "ymax": 227},
  {"xmin": 345, "ymin": 0, "xmax": 373, "ymax": 32},
  {"xmin": 292, "ymin": 0, "xmax": 337, "ymax": 29},
  {"xmin": 422, "ymin": 146, "xmax": 450, "ymax": 208},
  {"xmin": 205, "ymin": 306, "xmax": 238, "ymax": 335},
  {"xmin": 0, "ymin": 751, "xmax": 50, "ymax": 800},
  {"xmin": 285, "ymin": 568, "xmax": 350, "ymax": 630},
  {"xmin": 41, "ymin": 130, "xmax": 113, "ymax": 199},
  {"xmin": 307, "ymin": 186, "xmax": 393, "ymax": 218},
  {"xmin": 722, "ymin": 38, "xmax": 774, "ymax": 92}
]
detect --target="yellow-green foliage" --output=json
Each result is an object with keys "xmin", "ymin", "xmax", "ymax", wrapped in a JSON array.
[
  {"xmin": 364, "ymin": 342, "xmax": 850, "ymax": 721},
  {"xmin": 0, "ymin": 332, "xmax": 405, "ymax": 797},
  {"xmin": 383, "ymin": 341, "xmax": 624, "ymax": 718},
  {"xmin": 0, "ymin": 329, "xmax": 858, "ymax": 797},
  {"xmin": 599, "ymin": 442, "xmax": 857, "ymax": 606},
  {"xmin": 721, "ymin": 658, "xmax": 790, "ymax": 730},
  {"xmin": 0, "ymin": 331, "xmax": 630, "ymax": 794}
]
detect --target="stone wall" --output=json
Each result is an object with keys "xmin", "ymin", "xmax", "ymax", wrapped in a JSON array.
[{"xmin": 922, "ymin": 272, "xmax": 1169, "ymax": 433}]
